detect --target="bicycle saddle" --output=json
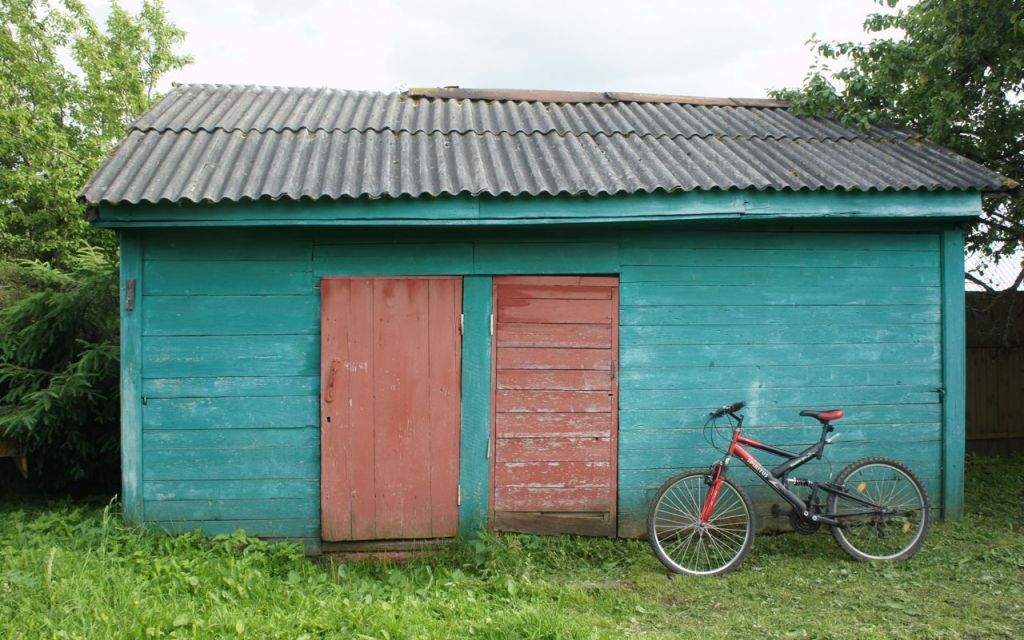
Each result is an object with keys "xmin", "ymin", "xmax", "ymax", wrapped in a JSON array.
[{"xmin": 799, "ymin": 409, "xmax": 844, "ymax": 422}]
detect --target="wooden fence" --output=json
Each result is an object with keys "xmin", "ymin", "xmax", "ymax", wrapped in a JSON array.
[{"xmin": 966, "ymin": 292, "xmax": 1024, "ymax": 454}]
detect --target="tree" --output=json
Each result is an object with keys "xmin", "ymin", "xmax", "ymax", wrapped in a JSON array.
[
  {"xmin": 0, "ymin": 0, "xmax": 191, "ymax": 263},
  {"xmin": 774, "ymin": 0, "xmax": 1024, "ymax": 290},
  {"xmin": 0, "ymin": 0, "xmax": 190, "ymax": 491}
]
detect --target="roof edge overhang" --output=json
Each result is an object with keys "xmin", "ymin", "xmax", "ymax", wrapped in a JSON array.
[{"xmin": 88, "ymin": 189, "xmax": 984, "ymax": 229}]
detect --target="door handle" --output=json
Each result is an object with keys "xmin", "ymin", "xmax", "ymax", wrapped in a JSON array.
[{"xmin": 325, "ymin": 359, "xmax": 340, "ymax": 403}]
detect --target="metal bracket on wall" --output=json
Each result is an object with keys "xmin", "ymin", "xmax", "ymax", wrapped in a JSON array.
[{"xmin": 125, "ymin": 278, "xmax": 136, "ymax": 312}]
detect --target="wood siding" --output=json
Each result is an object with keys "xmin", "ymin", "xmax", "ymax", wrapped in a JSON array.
[{"xmin": 132, "ymin": 223, "xmax": 952, "ymax": 541}]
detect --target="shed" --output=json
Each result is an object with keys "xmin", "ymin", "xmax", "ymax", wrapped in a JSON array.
[{"xmin": 82, "ymin": 85, "xmax": 1009, "ymax": 550}]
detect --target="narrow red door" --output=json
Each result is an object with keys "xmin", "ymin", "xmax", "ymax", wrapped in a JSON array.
[
  {"xmin": 492, "ymin": 276, "xmax": 618, "ymax": 536},
  {"xmin": 321, "ymin": 277, "xmax": 462, "ymax": 541}
]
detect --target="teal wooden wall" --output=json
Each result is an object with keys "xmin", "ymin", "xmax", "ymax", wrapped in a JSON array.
[{"xmin": 114, "ymin": 191, "xmax": 976, "ymax": 544}]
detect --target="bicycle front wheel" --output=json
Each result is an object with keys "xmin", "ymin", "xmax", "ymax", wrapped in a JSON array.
[
  {"xmin": 647, "ymin": 469, "xmax": 754, "ymax": 576},
  {"xmin": 828, "ymin": 457, "xmax": 930, "ymax": 561}
]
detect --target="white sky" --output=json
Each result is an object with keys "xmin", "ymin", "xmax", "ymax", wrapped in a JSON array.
[{"xmin": 82, "ymin": 0, "xmax": 887, "ymax": 97}]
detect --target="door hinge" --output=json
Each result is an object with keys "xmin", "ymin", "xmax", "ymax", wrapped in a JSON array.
[
  {"xmin": 489, "ymin": 313, "xmax": 494, "ymax": 336},
  {"xmin": 457, "ymin": 484, "xmax": 462, "ymax": 506},
  {"xmin": 935, "ymin": 387, "xmax": 946, "ymax": 403},
  {"xmin": 459, "ymin": 313, "xmax": 464, "ymax": 335}
]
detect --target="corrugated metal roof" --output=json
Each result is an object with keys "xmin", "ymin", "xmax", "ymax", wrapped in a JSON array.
[{"xmin": 82, "ymin": 84, "xmax": 1011, "ymax": 205}]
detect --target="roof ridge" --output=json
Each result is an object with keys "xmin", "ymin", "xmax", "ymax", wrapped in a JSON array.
[{"xmin": 128, "ymin": 123, "xmax": 918, "ymax": 143}]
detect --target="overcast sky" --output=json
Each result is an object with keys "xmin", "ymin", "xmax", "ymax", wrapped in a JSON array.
[{"xmin": 81, "ymin": 0, "xmax": 889, "ymax": 97}]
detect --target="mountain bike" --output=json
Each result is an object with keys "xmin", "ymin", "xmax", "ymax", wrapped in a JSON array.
[{"xmin": 647, "ymin": 401, "xmax": 930, "ymax": 576}]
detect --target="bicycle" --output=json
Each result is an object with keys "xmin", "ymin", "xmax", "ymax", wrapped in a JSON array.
[{"xmin": 647, "ymin": 401, "xmax": 930, "ymax": 576}]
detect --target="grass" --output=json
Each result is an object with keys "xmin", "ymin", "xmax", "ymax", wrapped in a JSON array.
[{"xmin": 1, "ymin": 456, "xmax": 1023, "ymax": 640}]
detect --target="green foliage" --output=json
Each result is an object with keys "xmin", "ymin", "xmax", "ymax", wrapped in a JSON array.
[
  {"xmin": 0, "ymin": 249, "xmax": 119, "ymax": 489},
  {"xmin": 775, "ymin": 0, "xmax": 1024, "ymax": 269},
  {"xmin": 1, "ymin": 457, "xmax": 1023, "ymax": 638},
  {"xmin": 0, "ymin": 0, "xmax": 191, "ymax": 263},
  {"xmin": 0, "ymin": 0, "xmax": 189, "ymax": 490}
]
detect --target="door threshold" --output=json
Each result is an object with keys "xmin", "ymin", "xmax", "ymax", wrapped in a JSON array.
[{"xmin": 321, "ymin": 537, "xmax": 455, "ymax": 553}]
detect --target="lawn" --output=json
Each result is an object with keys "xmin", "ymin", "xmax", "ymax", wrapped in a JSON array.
[{"xmin": 1, "ymin": 456, "xmax": 1022, "ymax": 640}]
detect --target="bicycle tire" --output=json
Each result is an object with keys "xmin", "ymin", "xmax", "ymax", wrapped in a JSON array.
[
  {"xmin": 828, "ymin": 456, "xmax": 930, "ymax": 562},
  {"xmin": 647, "ymin": 469, "xmax": 755, "ymax": 576}
]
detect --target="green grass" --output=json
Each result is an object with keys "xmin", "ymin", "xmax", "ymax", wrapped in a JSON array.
[{"xmin": 2, "ymin": 456, "xmax": 1023, "ymax": 640}]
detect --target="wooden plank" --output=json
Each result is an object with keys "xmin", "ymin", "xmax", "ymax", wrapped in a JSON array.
[
  {"xmin": 620, "ymin": 265, "xmax": 939, "ymax": 287},
  {"xmin": 143, "ymin": 427, "xmax": 319, "ymax": 450},
  {"xmin": 619, "ymin": 363, "xmax": 941, "ymax": 390},
  {"xmin": 496, "ymin": 323, "xmax": 612, "ymax": 348},
  {"xmin": 474, "ymin": 242, "xmax": 618, "ymax": 274},
  {"xmin": 621, "ymin": 342, "xmax": 940, "ymax": 368},
  {"xmin": 143, "ymin": 335, "xmax": 319, "ymax": 378},
  {"xmin": 621, "ymin": 323, "xmax": 940, "ymax": 346},
  {"xmin": 620, "ymin": 385, "xmax": 940, "ymax": 411},
  {"xmin": 143, "ymin": 229, "xmax": 311, "ymax": 261},
  {"xmin": 621, "ymin": 283, "xmax": 940, "ymax": 307},
  {"xmin": 346, "ymin": 278, "xmax": 377, "ymax": 541},
  {"xmin": 142, "ymin": 376, "xmax": 320, "ymax": 398},
  {"xmin": 313, "ymin": 243, "xmax": 473, "ymax": 276},
  {"xmin": 495, "ymin": 437, "xmax": 610, "ymax": 462},
  {"xmin": 496, "ymin": 390, "xmax": 613, "ymax": 413},
  {"xmin": 427, "ymin": 278, "xmax": 462, "ymax": 538},
  {"xmin": 619, "ymin": 423, "xmax": 943, "ymax": 450},
  {"xmin": 624, "ymin": 230, "xmax": 940, "ymax": 252},
  {"xmin": 495, "ymin": 412, "xmax": 612, "ymax": 438},
  {"xmin": 620, "ymin": 405, "xmax": 942, "ymax": 429},
  {"xmin": 143, "ymin": 260, "xmax": 312, "ymax": 295},
  {"xmin": 373, "ymin": 278, "xmax": 433, "ymax": 539},
  {"xmin": 495, "ymin": 461, "xmax": 611, "ymax": 488},
  {"xmin": 459, "ymin": 276, "xmax": 493, "ymax": 534},
  {"xmin": 144, "ymin": 479, "xmax": 319, "ymax": 501},
  {"xmin": 619, "ymin": 247, "xmax": 940, "ymax": 269},
  {"xmin": 495, "ymin": 486, "xmax": 611, "ymax": 512},
  {"xmin": 499, "ymin": 298, "xmax": 613, "ymax": 324},
  {"xmin": 492, "ymin": 511, "xmax": 613, "ymax": 537},
  {"xmin": 143, "ymin": 396, "xmax": 318, "ymax": 430},
  {"xmin": 621, "ymin": 304, "xmax": 941, "ymax": 326},
  {"xmin": 120, "ymin": 230, "xmax": 144, "ymax": 522},
  {"xmin": 496, "ymin": 284, "xmax": 612, "ymax": 300},
  {"xmin": 146, "ymin": 498, "xmax": 319, "ymax": 521},
  {"xmin": 497, "ymin": 347, "xmax": 611, "ymax": 371},
  {"xmin": 941, "ymin": 228, "xmax": 966, "ymax": 519},
  {"xmin": 619, "ymin": 440, "xmax": 942, "ymax": 470},
  {"xmin": 146, "ymin": 447, "xmax": 319, "ymax": 481},
  {"xmin": 143, "ymin": 295, "xmax": 318, "ymax": 336},
  {"xmin": 497, "ymin": 370, "xmax": 611, "ymax": 391}
]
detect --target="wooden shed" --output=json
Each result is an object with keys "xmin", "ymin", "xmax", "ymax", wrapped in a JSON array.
[{"xmin": 81, "ymin": 85, "xmax": 1009, "ymax": 551}]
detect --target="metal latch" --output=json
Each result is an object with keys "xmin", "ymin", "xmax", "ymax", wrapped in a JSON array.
[{"xmin": 934, "ymin": 387, "xmax": 946, "ymax": 403}]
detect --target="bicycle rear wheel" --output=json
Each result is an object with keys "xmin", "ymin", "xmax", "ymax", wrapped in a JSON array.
[
  {"xmin": 647, "ymin": 469, "xmax": 754, "ymax": 576},
  {"xmin": 828, "ymin": 457, "xmax": 930, "ymax": 561}
]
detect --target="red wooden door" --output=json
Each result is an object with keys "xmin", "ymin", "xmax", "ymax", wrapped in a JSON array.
[
  {"xmin": 492, "ymin": 276, "xmax": 618, "ymax": 536},
  {"xmin": 320, "ymin": 277, "xmax": 462, "ymax": 541}
]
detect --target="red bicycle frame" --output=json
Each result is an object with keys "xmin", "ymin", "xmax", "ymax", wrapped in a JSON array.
[{"xmin": 700, "ymin": 416, "xmax": 835, "ymax": 525}]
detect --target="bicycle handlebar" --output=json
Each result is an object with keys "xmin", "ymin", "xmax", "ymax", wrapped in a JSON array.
[{"xmin": 710, "ymin": 401, "xmax": 746, "ymax": 419}]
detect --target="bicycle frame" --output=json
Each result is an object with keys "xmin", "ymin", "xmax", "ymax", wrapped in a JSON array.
[{"xmin": 701, "ymin": 412, "xmax": 885, "ymax": 528}]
